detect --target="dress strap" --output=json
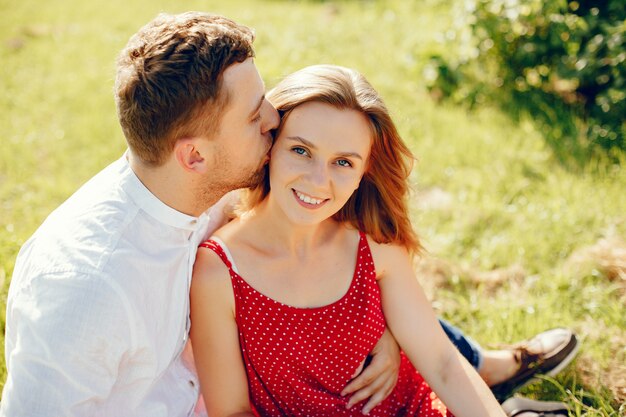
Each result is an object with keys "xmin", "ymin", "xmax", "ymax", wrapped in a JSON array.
[
  {"xmin": 211, "ymin": 237, "xmax": 241, "ymax": 274},
  {"xmin": 198, "ymin": 238, "xmax": 239, "ymax": 273}
]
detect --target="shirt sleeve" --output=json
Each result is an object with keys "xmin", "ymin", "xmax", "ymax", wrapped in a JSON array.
[{"xmin": 1, "ymin": 270, "xmax": 135, "ymax": 417}]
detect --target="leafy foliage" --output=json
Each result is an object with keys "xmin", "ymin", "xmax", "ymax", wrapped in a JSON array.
[{"xmin": 425, "ymin": 0, "xmax": 626, "ymax": 162}]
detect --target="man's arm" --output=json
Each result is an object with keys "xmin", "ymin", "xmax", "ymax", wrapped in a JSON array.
[
  {"xmin": 341, "ymin": 328, "xmax": 401, "ymax": 414},
  {"xmin": 2, "ymin": 272, "xmax": 133, "ymax": 416}
]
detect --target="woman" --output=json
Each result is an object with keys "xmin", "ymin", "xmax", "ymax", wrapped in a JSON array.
[{"xmin": 190, "ymin": 65, "xmax": 506, "ymax": 416}]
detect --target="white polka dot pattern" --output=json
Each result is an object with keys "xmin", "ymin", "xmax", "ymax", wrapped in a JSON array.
[{"xmin": 200, "ymin": 232, "xmax": 452, "ymax": 417}]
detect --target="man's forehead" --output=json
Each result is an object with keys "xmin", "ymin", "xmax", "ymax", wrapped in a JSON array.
[
  {"xmin": 222, "ymin": 58, "xmax": 260, "ymax": 86},
  {"xmin": 222, "ymin": 58, "xmax": 265, "ymax": 107}
]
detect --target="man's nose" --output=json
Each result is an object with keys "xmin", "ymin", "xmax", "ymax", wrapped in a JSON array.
[{"xmin": 262, "ymin": 101, "xmax": 280, "ymax": 133}]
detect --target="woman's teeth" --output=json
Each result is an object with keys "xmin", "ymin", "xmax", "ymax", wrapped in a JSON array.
[{"xmin": 295, "ymin": 190, "xmax": 323, "ymax": 205}]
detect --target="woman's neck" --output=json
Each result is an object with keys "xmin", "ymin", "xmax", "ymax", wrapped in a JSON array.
[{"xmin": 247, "ymin": 196, "xmax": 341, "ymax": 259}]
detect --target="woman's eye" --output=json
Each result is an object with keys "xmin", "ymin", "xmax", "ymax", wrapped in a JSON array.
[
  {"xmin": 336, "ymin": 159, "xmax": 352, "ymax": 167},
  {"xmin": 251, "ymin": 114, "xmax": 261, "ymax": 123},
  {"xmin": 292, "ymin": 147, "xmax": 308, "ymax": 156}
]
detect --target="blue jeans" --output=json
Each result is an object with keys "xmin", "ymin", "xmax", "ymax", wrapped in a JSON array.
[{"xmin": 439, "ymin": 318, "xmax": 483, "ymax": 370}]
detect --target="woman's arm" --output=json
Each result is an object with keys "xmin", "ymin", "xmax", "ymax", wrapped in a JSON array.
[
  {"xmin": 372, "ymin": 242, "xmax": 506, "ymax": 417},
  {"xmin": 190, "ymin": 247, "xmax": 255, "ymax": 417}
]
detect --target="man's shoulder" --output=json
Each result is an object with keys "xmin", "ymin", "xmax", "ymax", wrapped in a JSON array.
[
  {"xmin": 61, "ymin": 156, "xmax": 136, "ymax": 216},
  {"xmin": 18, "ymin": 158, "xmax": 141, "ymax": 276}
]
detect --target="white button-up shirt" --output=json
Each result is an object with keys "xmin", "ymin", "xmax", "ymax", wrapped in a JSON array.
[{"xmin": 2, "ymin": 155, "xmax": 221, "ymax": 417}]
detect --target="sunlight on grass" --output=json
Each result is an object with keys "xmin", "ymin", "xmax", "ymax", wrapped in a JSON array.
[{"xmin": 1, "ymin": 0, "xmax": 624, "ymax": 413}]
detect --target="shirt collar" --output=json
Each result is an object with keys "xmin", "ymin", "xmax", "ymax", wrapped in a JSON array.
[{"xmin": 118, "ymin": 154, "xmax": 209, "ymax": 232}]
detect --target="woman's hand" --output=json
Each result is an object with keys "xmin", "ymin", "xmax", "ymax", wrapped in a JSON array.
[{"xmin": 341, "ymin": 328, "xmax": 400, "ymax": 414}]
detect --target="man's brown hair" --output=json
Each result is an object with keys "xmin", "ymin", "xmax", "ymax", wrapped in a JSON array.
[{"xmin": 115, "ymin": 12, "xmax": 255, "ymax": 165}]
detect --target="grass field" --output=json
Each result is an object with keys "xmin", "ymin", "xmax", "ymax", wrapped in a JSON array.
[{"xmin": 1, "ymin": 0, "xmax": 624, "ymax": 414}]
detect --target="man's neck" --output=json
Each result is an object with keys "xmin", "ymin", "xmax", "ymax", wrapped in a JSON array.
[{"xmin": 128, "ymin": 152, "xmax": 207, "ymax": 217}]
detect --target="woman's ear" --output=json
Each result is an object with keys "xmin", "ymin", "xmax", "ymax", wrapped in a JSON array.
[{"xmin": 173, "ymin": 137, "xmax": 208, "ymax": 173}]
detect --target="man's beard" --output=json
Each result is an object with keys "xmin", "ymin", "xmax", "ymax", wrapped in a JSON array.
[
  {"xmin": 239, "ymin": 163, "xmax": 266, "ymax": 190},
  {"xmin": 194, "ymin": 162, "xmax": 267, "ymax": 213}
]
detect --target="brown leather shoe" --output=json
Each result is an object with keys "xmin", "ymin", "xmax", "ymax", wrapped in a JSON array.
[{"xmin": 491, "ymin": 328, "xmax": 579, "ymax": 402}]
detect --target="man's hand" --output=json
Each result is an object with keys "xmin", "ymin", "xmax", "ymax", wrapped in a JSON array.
[
  {"xmin": 204, "ymin": 190, "xmax": 242, "ymax": 239},
  {"xmin": 341, "ymin": 328, "xmax": 400, "ymax": 414}
]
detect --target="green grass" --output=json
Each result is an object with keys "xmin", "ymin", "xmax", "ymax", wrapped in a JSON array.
[{"xmin": 1, "ymin": 0, "xmax": 624, "ymax": 414}]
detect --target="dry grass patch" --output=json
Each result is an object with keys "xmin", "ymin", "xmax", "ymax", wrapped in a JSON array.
[
  {"xmin": 415, "ymin": 254, "xmax": 526, "ymax": 298},
  {"xmin": 566, "ymin": 237, "xmax": 626, "ymax": 284}
]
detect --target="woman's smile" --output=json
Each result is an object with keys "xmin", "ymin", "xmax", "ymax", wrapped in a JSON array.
[{"xmin": 292, "ymin": 189, "xmax": 329, "ymax": 208}]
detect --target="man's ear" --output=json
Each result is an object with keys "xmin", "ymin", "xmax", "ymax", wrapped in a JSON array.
[{"xmin": 173, "ymin": 137, "xmax": 208, "ymax": 173}]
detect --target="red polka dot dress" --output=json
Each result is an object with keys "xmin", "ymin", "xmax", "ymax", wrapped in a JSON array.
[{"xmin": 200, "ymin": 232, "xmax": 453, "ymax": 417}]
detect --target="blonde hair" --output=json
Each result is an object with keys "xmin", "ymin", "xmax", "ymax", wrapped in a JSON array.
[{"xmin": 247, "ymin": 65, "xmax": 421, "ymax": 254}]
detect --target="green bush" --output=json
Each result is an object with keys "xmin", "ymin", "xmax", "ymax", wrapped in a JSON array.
[{"xmin": 425, "ymin": 0, "xmax": 625, "ymax": 161}]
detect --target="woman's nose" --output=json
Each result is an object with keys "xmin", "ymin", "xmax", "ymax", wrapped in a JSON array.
[{"xmin": 308, "ymin": 161, "xmax": 330, "ymax": 188}]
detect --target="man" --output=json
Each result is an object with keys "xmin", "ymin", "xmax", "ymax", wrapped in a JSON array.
[
  {"xmin": 1, "ymin": 11, "xmax": 577, "ymax": 416},
  {"xmin": 2, "ymin": 13, "xmax": 277, "ymax": 416}
]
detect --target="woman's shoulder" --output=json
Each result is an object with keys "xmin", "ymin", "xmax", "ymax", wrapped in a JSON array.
[
  {"xmin": 364, "ymin": 234, "xmax": 409, "ymax": 256},
  {"xmin": 211, "ymin": 213, "xmax": 245, "ymax": 241},
  {"xmin": 212, "ymin": 209, "xmax": 270, "ymax": 245},
  {"xmin": 192, "ymin": 241, "xmax": 238, "ymax": 323},
  {"xmin": 363, "ymin": 233, "xmax": 412, "ymax": 277},
  {"xmin": 198, "ymin": 214, "xmax": 267, "ymax": 276},
  {"xmin": 194, "ymin": 237, "xmax": 234, "ymax": 289}
]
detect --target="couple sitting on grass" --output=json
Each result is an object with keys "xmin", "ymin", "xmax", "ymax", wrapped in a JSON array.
[{"xmin": 2, "ymin": 12, "xmax": 578, "ymax": 417}]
